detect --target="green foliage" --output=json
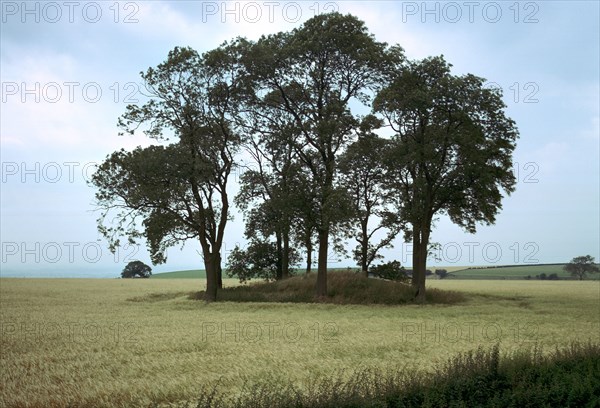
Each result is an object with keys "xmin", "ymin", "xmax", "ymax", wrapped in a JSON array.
[
  {"xmin": 376, "ymin": 55, "xmax": 519, "ymax": 234},
  {"xmin": 226, "ymin": 240, "xmax": 300, "ymax": 283},
  {"xmin": 369, "ymin": 261, "xmax": 408, "ymax": 282},
  {"xmin": 564, "ymin": 255, "xmax": 600, "ymax": 280},
  {"xmin": 338, "ymin": 124, "xmax": 402, "ymax": 273},
  {"xmin": 121, "ymin": 260, "xmax": 152, "ymax": 278},
  {"xmin": 435, "ymin": 269, "xmax": 449, "ymax": 279}
]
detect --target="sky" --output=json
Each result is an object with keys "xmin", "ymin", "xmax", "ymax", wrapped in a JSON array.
[{"xmin": 1, "ymin": 0, "xmax": 599, "ymax": 278}]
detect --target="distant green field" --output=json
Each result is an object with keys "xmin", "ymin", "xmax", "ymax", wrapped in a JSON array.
[
  {"xmin": 154, "ymin": 264, "xmax": 600, "ymax": 280},
  {"xmin": 151, "ymin": 269, "xmax": 206, "ymax": 279},
  {"xmin": 152, "ymin": 267, "xmax": 360, "ymax": 279},
  {"xmin": 449, "ymin": 264, "xmax": 600, "ymax": 280}
]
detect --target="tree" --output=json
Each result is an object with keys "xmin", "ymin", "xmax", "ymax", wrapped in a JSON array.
[
  {"xmin": 338, "ymin": 118, "xmax": 401, "ymax": 276},
  {"xmin": 370, "ymin": 260, "xmax": 408, "ymax": 282},
  {"xmin": 564, "ymin": 255, "xmax": 600, "ymax": 280},
  {"xmin": 235, "ymin": 117, "xmax": 305, "ymax": 280},
  {"xmin": 374, "ymin": 56, "xmax": 519, "ymax": 302},
  {"xmin": 121, "ymin": 260, "xmax": 152, "ymax": 278},
  {"xmin": 435, "ymin": 269, "xmax": 448, "ymax": 279},
  {"xmin": 245, "ymin": 12, "xmax": 403, "ymax": 297},
  {"xmin": 226, "ymin": 239, "xmax": 301, "ymax": 283},
  {"xmin": 92, "ymin": 43, "xmax": 251, "ymax": 301}
]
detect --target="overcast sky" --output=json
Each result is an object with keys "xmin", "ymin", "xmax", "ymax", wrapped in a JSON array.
[{"xmin": 1, "ymin": 1, "xmax": 598, "ymax": 277}]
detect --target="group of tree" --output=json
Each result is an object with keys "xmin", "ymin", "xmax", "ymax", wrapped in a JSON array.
[{"xmin": 92, "ymin": 12, "xmax": 519, "ymax": 302}]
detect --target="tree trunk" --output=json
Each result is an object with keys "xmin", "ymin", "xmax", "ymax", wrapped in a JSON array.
[
  {"xmin": 361, "ymin": 244, "xmax": 368, "ymax": 277},
  {"xmin": 217, "ymin": 252, "xmax": 223, "ymax": 289},
  {"xmin": 282, "ymin": 230, "xmax": 290, "ymax": 279},
  {"xmin": 361, "ymin": 220, "xmax": 369, "ymax": 277},
  {"xmin": 204, "ymin": 251, "xmax": 219, "ymax": 302},
  {"xmin": 316, "ymin": 227, "xmax": 329, "ymax": 298},
  {"xmin": 305, "ymin": 236, "xmax": 312, "ymax": 275},
  {"xmin": 412, "ymin": 223, "xmax": 430, "ymax": 303},
  {"xmin": 275, "ymin": 231, "xmax": 283, "ymax": 280}
]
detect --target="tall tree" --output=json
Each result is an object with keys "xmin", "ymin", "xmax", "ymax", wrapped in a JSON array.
[
  {"xmin": 239, "ymin": 89, "xmax": 323, "ymax": 277},
  {"xmin": 564, "ymin": 255, "xmax": 600, "ymax": 280},
  {"xmin": 245, "ymin": 12, "xmax": 403, "ymax": 296},
  {"xmin": 235, "ymin": 116, "xmax": 302, "ymax": 280},
  {"xmin": 338, "ymin": 117, "xmax": 401, "ymax": 276},
  {"xmin": 92, "ymin": 43, "xmax": 250, "ymax": 301},
  {"xmin": 374, "ymin": 56, "xmax": 519, "ymax": 302}
]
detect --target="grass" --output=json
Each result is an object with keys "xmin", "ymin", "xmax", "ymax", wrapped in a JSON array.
[{"xmin": 1, "ymin": 278, "xmax": 598, "ymax": 407}]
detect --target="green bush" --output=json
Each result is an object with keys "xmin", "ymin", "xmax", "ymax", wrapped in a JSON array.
[{"xmin": 370, "ymin": 261, "xmax": 408, "ymax": 282}]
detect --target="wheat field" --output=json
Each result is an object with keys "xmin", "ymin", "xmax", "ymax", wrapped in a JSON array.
[{"xmin": 1, "ymin": 278, "xmax": 598, "ymax": 407}]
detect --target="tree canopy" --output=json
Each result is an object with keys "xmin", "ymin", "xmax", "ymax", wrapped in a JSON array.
[
  {"xmin": 121, "ymin": 260, "xmax": 152, "ymax": 278},
  {"xmin": 338, "ymin": 119, "xmax": 401, "ymax": 276}
]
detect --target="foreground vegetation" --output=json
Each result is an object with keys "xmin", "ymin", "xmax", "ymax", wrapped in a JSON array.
[
  {"xmin": 186, "ymin": 342, "xmax": 600, "ymax": 407},
  {"xmin": 1, "ymin": 278, "xmax": 598, "ymax": 407}
]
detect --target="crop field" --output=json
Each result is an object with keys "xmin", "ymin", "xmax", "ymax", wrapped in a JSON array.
[{"xmin": 1, "ymin": 278, "xmax": 599, "ymax": 407}]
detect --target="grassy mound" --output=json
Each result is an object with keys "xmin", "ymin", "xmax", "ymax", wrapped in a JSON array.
[{"xmin": 191, "ymin": 271, "xmax": 465, "ymax": 305}]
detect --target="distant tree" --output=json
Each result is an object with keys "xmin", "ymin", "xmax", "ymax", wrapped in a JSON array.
[
  {"xmin": 564, "ymin": 255, "xmax": 600, "ymax": 280},
  {"xmin": 121, "ymin": 261, "xmax": 152, "ymax": 278},
  {"xmin": 435, "ymin": 269, "xmax": 449, "ymax": 279},
  {"xmin": 547, "ymin": 273, "xmax": 559, "ymax": 280},
  {"xmin": 375, "ymin": 56, "xmax": 519, "ymax": 302}
]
